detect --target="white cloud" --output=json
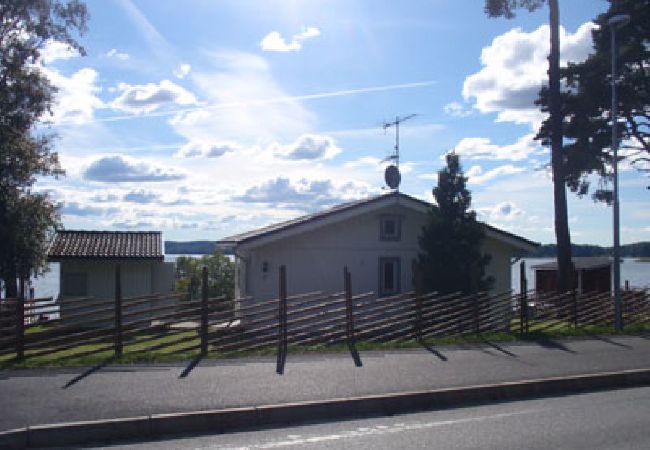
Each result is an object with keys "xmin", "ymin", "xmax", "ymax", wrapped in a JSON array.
[
  {"xmin": 170, "ymin": 51, "xmax": 315, "ymax": 145},
  {"xmin": 477, "ymin": 201, "xmax": 525, "ymax": 222},
  {"xmin": 443, "ymin": 101, "xmax": 472, "ymax": 118},
  {"xmin": 83, "ymin": 155, "xmax": 185, "ymax": 182},
  {"xmin": 343, "ymin": 156, "xmax": 383, "ymax": 169},
  {"xmin": 175, "ymin": 141, "xmax": 241, "ymax": 158},
  {"xmin": 234, "ymin": 177, "xmax": 371, "ymax": 210},
  {"xmin": 106, "ymin": 48, "xmax": 129, "ymax": 60},
  {"xmin": 41, "ymin": 40, "xmax": 78, "ymax": 64},
  {"xmin": 111, "ymin": 79, "xmax": 198, "ymax": 114},
  {"xmin": 273, "ymin": 134, "xmax": 341, "ymax": 160},
  {"xmin": 463, "ymin": 22, "xmax": 596, "ymax": 128},
  {"xmin": 174, "ymin": 63, "xmax": 191, "ymax": 79},
  {"xmin": 466, "ymin": 164, "xmax": 527, "ymax": 184},
  {"xmin": 451, "ymin": 133, "xmax": 544, "ymax": 161},
  {"xmin": 260, "ymin": 26, "xmax": 321, "ymax": 52},
  {"xmin": 45, "ymin": 67, "xmax": 104, "ymax": 124}
]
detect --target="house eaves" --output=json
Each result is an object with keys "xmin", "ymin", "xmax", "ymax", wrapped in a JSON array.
[{"xmin": 217, "ymin": 192, "xmax": 539, "ymax": 253}]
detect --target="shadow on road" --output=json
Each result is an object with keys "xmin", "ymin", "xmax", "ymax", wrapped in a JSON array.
[
  {"xmin": 179, "ymin": 355, "xmax": 203, "ymax": 378},
  {"xmin": 531, "ymin": 335, "xmax": 577, "ymax": 353},
  {"xmin": 588, "ymin": 334, "xmax": 633, "ymax": 349},
  {"xmin": 348, "ymin": 342, "xmax": 363, "ymax": 367},
  {"xmin": 480, "ymin": 339, "xmax": 518, "ymax": 358},
  {"xmin": 420, "ymin": 342, "xmax": 448, "ymax": 361},
  {"xmin": 62, "ymin": 357, "xmax": 116, "ymax": 389}
]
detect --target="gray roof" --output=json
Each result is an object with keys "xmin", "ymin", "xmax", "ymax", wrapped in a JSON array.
[
  {"xmin": 218, "ymin": 192, "xmax": 539, "ymax": 249},
  {"xmin": 532, "ymin": 257, "xmax": 613, "ymax": 271},
  {"xmin": 48, "ymin": 230, "xmax": 163, "ymax": 260}
]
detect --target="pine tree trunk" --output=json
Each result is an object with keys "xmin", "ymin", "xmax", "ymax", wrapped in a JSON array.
[{"xmin": 548, "ymin": 0, "xmax": 574, "ymax": 293}]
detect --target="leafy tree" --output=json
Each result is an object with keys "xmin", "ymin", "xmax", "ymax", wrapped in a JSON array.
[
  {"xmin": 0, "ymin": 1, "xmax": 88, "ymax": 297},
  {"xmin": 413, "ymin": 153, "xmax": 493, "ymax": 295},
  {"xmin": 537, "ymin": 0, "xmax": 649, "ymax": 201},
  {"xmin": 175, "ymin": 251, "xmax": 235, "ymax": 301},
  {"xmin": 484, "ymin": 0, "xmax": 575, "ymax": 293}
]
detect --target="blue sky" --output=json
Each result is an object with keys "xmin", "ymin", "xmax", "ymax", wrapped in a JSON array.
[{"xmin": 36, "ymin": 0, "xmax": 648, "ymax": 245}]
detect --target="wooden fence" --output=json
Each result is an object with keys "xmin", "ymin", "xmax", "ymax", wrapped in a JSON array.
[{"xmin": 0, "ymin": 264, "xmax": 648, "ymax": 365}]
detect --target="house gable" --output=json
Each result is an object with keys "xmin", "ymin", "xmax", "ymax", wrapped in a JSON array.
[{"xmin": 218, "ymin": 192, "xmax": 538, "ymax": 254}]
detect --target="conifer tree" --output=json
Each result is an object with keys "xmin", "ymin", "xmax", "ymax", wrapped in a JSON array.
[{"xmin": 414, "ymin": 153, "xmax": 493, "ymax": 295}]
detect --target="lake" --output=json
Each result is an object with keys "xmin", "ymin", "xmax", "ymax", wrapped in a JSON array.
[{"xmin": 27, "ymin": 256, "xmax": 650, "ymax": 300}]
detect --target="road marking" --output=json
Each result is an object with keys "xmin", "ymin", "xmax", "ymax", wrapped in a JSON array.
[{"xmin": 210, "ymin": 409, "xmax": 538, "ymax": 449}]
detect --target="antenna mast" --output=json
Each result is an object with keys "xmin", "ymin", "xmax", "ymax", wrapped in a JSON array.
[{"xmin": 382, "ymin": 113, "xmax": 416, "ymax": 169}]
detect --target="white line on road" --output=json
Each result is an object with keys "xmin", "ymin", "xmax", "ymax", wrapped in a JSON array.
[{"xmin": 209, "ymin": 409, "xmax": 539, "ymax": 450}]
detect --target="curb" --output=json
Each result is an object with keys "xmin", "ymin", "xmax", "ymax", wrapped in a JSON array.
[{"xmin": 2, "ymin": 368, "xmax": 650, "ymax": 448}]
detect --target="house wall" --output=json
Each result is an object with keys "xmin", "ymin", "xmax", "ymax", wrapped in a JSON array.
[
  {"xmin": 60, "ymin": 260, "xmax": 154, "ymax": 300},
  {"xmin": 59, "ymin": 260, "xmax": 175, "ymax": 326},
  {"xmin": 238, "ymin": 204, "xmax": 518, "ymax": 302}
]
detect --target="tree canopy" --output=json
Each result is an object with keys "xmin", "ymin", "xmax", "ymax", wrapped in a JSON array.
[
  {"xmin": 537, "ymin": 0, "xmax": 649, "ymax": 202},
  {"xmin": 175, "ymin": 251, "xmax": 235, "ymax": 301},
  {"xmin": 0, "ymin": 1, "xmax": 88, "ymax": 297},
  {"xmin": 413, "ymin": 153, "xmax": 493, "ymax": 295}
]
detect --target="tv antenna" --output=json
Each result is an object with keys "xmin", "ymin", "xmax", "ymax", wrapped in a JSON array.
[
  {"xmin": 381, "ymin": 114, "xmax": 416, "ymax": 191},
  {"xmin": 382, "ymin": 113, "xmax": 416, "ymax": 169}
]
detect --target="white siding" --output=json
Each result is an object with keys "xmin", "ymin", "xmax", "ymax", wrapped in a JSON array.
[
  {"xmin": 59, "ymin": 260, "xmax": 155, "ymax": 300},
  {"xmin": 238, "ymin": 204, "xmax": 517, "ymax": 302}
]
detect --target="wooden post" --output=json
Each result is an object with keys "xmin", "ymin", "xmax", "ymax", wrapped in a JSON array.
[
  {"xmin": 276, "ymin": 265, "xmax": 287, "ymax": 374},
  {"xmin": 415, "ymin": 294, "xmax": 423, "ymax": 342},
  {"xmin": 344, "ymin": 267, "xmax": 355, "ymax": 346},
  {"xmin": 200, "ymin": 266, "xmax": 209, "ymax": 356},
  {"xmin": 16, "ymin": 297, "xmax": 24, "ymax": 361},
  {"xmin": 519, "ymin": 261, "xmax": 527, "ymax": 336},
  {"xmin": 114, "ymin": 264, "xmax": 123, "ymax": 357},
  {"xmin": 572, "ymin": 290, "xmax": 578, "ymax": 329},
  {"xmin": 473, "ymin": 294, "xmax": 480, "ymax": 335}
]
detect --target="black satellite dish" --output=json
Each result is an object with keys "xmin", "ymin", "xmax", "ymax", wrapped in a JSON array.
[{"xmin": 384, "ymin": 165, "xmax": 401, "ymax": 190}]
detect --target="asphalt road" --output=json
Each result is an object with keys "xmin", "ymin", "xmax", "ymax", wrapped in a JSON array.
[
  {"xmin": 102, "ymin": 386, "xmax": 650, "ymax": 449},
  {"xmin": 1, "ymin": 335, "xmax": 649, "ymax": 432}
]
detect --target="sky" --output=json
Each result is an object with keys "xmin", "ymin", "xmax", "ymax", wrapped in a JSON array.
[{"xmin": 35, "ymin": 0, "xmax": 649, "ymax": 245}]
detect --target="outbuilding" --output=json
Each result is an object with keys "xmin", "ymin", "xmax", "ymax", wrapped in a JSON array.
[
  {"xmin": 48, "ymin": 230, "xmax": 175, "ymax": 323},
  {"xmin": 532, "ymin": 257, "xmax": 613, "ymax": 294}
]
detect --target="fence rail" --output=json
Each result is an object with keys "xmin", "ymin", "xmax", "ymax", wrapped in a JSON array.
[{"xmin": 0, "ymin": 264, "xmax": 648, "ymax": 365}]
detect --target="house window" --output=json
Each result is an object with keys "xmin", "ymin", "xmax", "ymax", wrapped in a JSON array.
[
  {"xmin": 380, "ymin": 215, "xmax": 401, "ymax": 241},
  {"xmin": 63, "ymin": 272, "xmax": 87, "ymax": 297},
  {"xmin": 379, "ymin": 257, "xmax": 401, "ymax": 297}
]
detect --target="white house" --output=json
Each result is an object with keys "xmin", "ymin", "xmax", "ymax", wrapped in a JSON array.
[
  {"xmin": 217, "ymin": 192, "xmax": 538, "ymax": 302},
  {"xmin": 48, "ymin": 230, "xmax": 175, "ymax": 324}
]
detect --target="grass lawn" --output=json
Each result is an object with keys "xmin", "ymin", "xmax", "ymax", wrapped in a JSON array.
[{"xmin": 1, "ymin": 320, "xmax": 648, "ymax": 369}]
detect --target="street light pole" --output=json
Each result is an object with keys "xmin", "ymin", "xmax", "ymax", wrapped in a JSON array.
[{"xmin": 609, "ymin": 13, "xmax": 629, "ymax": 332}]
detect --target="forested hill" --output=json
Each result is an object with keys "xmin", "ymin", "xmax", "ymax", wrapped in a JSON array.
[
  {"xmin": 165, "ymin": 241, "xmax": 216, "ymax": 254},
  {"xmin": 519, "ymin": 242, "xmax": 650, "ymax": 258}
]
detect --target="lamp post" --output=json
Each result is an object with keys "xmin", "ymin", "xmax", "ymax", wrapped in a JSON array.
[{"xmin": 609, "ymin": 13, "xmax": 629, "ymax": 332}]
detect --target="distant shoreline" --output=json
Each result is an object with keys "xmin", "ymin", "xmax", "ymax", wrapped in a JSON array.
[{"xmin": 165, "ymin": 240, "xmax": 650, "ymax": 258}]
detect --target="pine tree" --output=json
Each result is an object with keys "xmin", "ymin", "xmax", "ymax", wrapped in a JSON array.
[
  {"xmin": 484, "ymin": 0, "xmax": 574, "ymax": 293},
  {"xmin": 537, "ymin": 0, "xmax": 649, "ymax": 200},
  {"xmin": 414, "ymin": 153, "xmax": 493, "ymax": 295}
]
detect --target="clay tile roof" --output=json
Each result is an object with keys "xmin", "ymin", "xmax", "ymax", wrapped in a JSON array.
[{"xmin": 48, "ymin": 230, "xmax": 163, "ymax": 261}]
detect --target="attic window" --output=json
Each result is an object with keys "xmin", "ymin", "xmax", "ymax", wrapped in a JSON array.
[{"xmin": 380, "ymin": 215, "xmax": 401, "ymax": 241}]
